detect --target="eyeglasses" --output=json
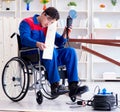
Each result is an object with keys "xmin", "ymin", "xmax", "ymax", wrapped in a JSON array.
[{"xmin": 44, "ymin": 13, "xmax": 53, "ymax": 22}]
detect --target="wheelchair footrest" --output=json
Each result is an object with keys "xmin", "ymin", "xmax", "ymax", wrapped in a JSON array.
[{"xmin": 51, "ymin": 85, "xmax": 69, "ymax": 97}]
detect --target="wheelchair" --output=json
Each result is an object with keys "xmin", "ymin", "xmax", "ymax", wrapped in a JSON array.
[{"xmin": 2, "ymin": 33, "xmax": 78, "ymax": 104}]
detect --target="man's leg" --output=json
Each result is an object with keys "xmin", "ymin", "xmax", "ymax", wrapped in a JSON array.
[
  {"xmin": 57, "ymin": 47, "xmax": 89, "ymax": 97},
  {"xmin": 42, "ymin": 48, "xmax": 68, "ymax": 96},
  {"xmin": 57, "ymin": 47, "xmax": 78, "ymax": 82},
  {"xmin": 42, "ymin": 49, "xmax": 60, "ymax": 84}
]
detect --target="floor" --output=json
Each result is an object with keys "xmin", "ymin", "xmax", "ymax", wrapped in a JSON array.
[{"xmin": 0, "ymin": 81, "xmax": 120, "ymax": 112}]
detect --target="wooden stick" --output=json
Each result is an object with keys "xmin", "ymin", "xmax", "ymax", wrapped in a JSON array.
[{"xmin": 82, "ymin": 45, "xmax": 120, "ymax": 66}]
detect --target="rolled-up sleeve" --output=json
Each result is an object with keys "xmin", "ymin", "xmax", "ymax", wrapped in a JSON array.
[{"xmin": 55, "ymin": 32, "xmax": 67, "ymax": 47}]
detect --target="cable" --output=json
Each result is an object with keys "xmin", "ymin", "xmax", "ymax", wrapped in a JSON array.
[{"xmin": 94, "ymin": 85, "xmax": 100, "ymax": 94}]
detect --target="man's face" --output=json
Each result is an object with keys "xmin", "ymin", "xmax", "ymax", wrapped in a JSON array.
[{"xmin": 40, "ymin": 13, "xmax": 56, "ymax": 27}]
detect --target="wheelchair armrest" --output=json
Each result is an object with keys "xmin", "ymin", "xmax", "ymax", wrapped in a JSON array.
[
  {"xmin": 19, "ymin": 47, "xmax": 40, "ymax": 60},
  {"xmin": 19, "ymin": 47, "xmax": 41, "ymax": 65},
  {"xmin": 19, "ymin": 47, "xmax": 40, "ymax": 53}
]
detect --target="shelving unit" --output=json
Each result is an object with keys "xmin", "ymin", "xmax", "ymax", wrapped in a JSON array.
[
  {"xmin": 91, "ymin": 0, "xmax": 120, "ymax": 81},
  {"xmin": 2, "ymin": 0, "xmax": 120, "ymax": 81},
  {"xmin": 19, "ymin": 0, "xmax": 53, "ymax": 18},
  {"xmin": 56, "ymin": 0, "xmax": 89, "ymax": 38},
  {"xmin": 0, "ymin": 0, "xmax": 17, "ymax": 17},
  {"xmin": 54, "ymin": 0, "xmax": 90, "ymax": 80},
  {"xmin": 0, "ymin": 0, "xmax": 90, "ymax": 81}
]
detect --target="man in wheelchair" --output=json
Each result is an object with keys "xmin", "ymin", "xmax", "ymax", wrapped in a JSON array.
[{"xmin": 19, "ymin": 7, "xmax": 88, "ymax": 98}]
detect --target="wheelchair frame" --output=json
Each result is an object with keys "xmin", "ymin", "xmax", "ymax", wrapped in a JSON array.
[{"xmin": 2, "ymin": 33, "xmax": 72, "ymax": 104}]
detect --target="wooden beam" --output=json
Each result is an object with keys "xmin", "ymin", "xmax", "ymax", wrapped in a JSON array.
[
  {"xmin": 69, "ymin": 39, "xmax": 120, "ymax": 43},
  {"xmin": 69, "ymin": 39, "xmax": 120, "ymax": 47},
  {"xmin": 82, "ymin": 45, "xmax": 120, "ymax": 66}
]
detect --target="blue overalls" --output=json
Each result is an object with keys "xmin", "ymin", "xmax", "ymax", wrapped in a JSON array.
[{"xmin": 19, "ymin": 14, "xmax": 79, "ymax": 84}]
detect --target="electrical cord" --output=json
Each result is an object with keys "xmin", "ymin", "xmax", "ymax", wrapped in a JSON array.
[{"xmin": 93, "ymin": 85, "xmax": 100, "ymax": 94}]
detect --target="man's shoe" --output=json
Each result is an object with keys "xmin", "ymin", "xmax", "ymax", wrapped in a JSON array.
[
  {"xmin": 69, "ymin": 82, "xmax": 89, "ymax": 97},
  {"xmin": 51, "ymin": 82, "xmax": 69, "ymax": 97}
]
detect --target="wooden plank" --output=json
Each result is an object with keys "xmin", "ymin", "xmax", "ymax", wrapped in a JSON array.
[
  {"xmin": 69, "ymin": 39, "xmax": 120, "ymax": 47},
  {"xmin": 82, "ymin": 45, "xmax": 120, "ymax": 66}
]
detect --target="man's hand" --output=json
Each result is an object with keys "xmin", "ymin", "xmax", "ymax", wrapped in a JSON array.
[
  {"xmin": 62, "ymin": 27, "xmax": 72, "ymax": 39},
  {"xmin": 36, "ymin": 42, "xmax": 46, "ymax": 50}
]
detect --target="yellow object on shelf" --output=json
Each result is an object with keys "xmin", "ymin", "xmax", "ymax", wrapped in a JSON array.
[{"xmin": 106, "ymin": 23, "xmax": 112, "ymax": 28}]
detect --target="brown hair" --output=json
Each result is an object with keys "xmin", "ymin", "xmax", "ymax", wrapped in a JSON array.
[{"xmin": 43, "ymin": 7, "xmax": 60, "ymax": 20}]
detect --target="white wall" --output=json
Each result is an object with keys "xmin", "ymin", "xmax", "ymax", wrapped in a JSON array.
[{"xmin": 0, "ymin": 17, "xmax": 19, "ymax": 99}]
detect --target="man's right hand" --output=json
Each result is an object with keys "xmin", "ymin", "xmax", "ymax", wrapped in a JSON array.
[
  {"xmin": 62, "ymin": 27, "xmax": 72, "ymax": 39},
  {"xmin": 36, "ymin": 42, "xmax": 46, "ymax": 50}
]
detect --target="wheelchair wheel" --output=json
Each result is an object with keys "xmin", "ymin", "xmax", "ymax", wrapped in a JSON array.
[
  {"xmin": 70, "ymin": 96, "xmax": 76, "ymax": 102},
  {"xmin": 2, "ymin": 57, "xmax": 30, "ymax": 102},
  {"xmin": 36, "ymin": 90, "xmax": 43, "ymax": 104}
]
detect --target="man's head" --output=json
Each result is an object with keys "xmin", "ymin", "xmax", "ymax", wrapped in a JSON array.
[
  {"xmin": 43, "ymin": 7, "xmax": 60, "ymax": 20},
  {"xmin": 38, "ymin": 7, "xmax": 60, "ymax": 27}
]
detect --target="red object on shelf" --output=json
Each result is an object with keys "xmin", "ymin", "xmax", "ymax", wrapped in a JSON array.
[
  {"xmin": 40, "ymin": 0, "xmax": 50, "ymax": 10},
  {"xmin": 43, "ymin": 4, "xmax": 46, "ymax": 10}
]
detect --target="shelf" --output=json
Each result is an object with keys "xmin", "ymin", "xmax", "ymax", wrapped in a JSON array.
[
  {"xmin": 91, "ymin": 78, "xmax": 120, "ymax": 81},
  {"xmin": 93, "ymin": 28, "xmax": 120, "ymax": 30},
  {"xmin": 21, "ymin": 10, "xmax": 43, "ymax": 13},
  {"xmin": 92, "ymin": 0, "xmax": 120, "ymax": 81},
  {"xmin": 92, "ymin": 73, "xmax": 120, "ymax": 81},
  {"xmin": 92, "ymin": 77, "xmax": 120, "ymax": 81},
  {"xmin": 0, "ymin": 10, "xmax": 15, "ymax": 12},
  {"xmin": 56, "ymin": 10, "xmax": 88, "ymax": 13},
  {"xmin": 57, "ymin": 27, "xmax": 88, "ymax": 30},
  {"xmin": 93, "ymin": 11, "xmax": 120, "ymax": 13}
]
